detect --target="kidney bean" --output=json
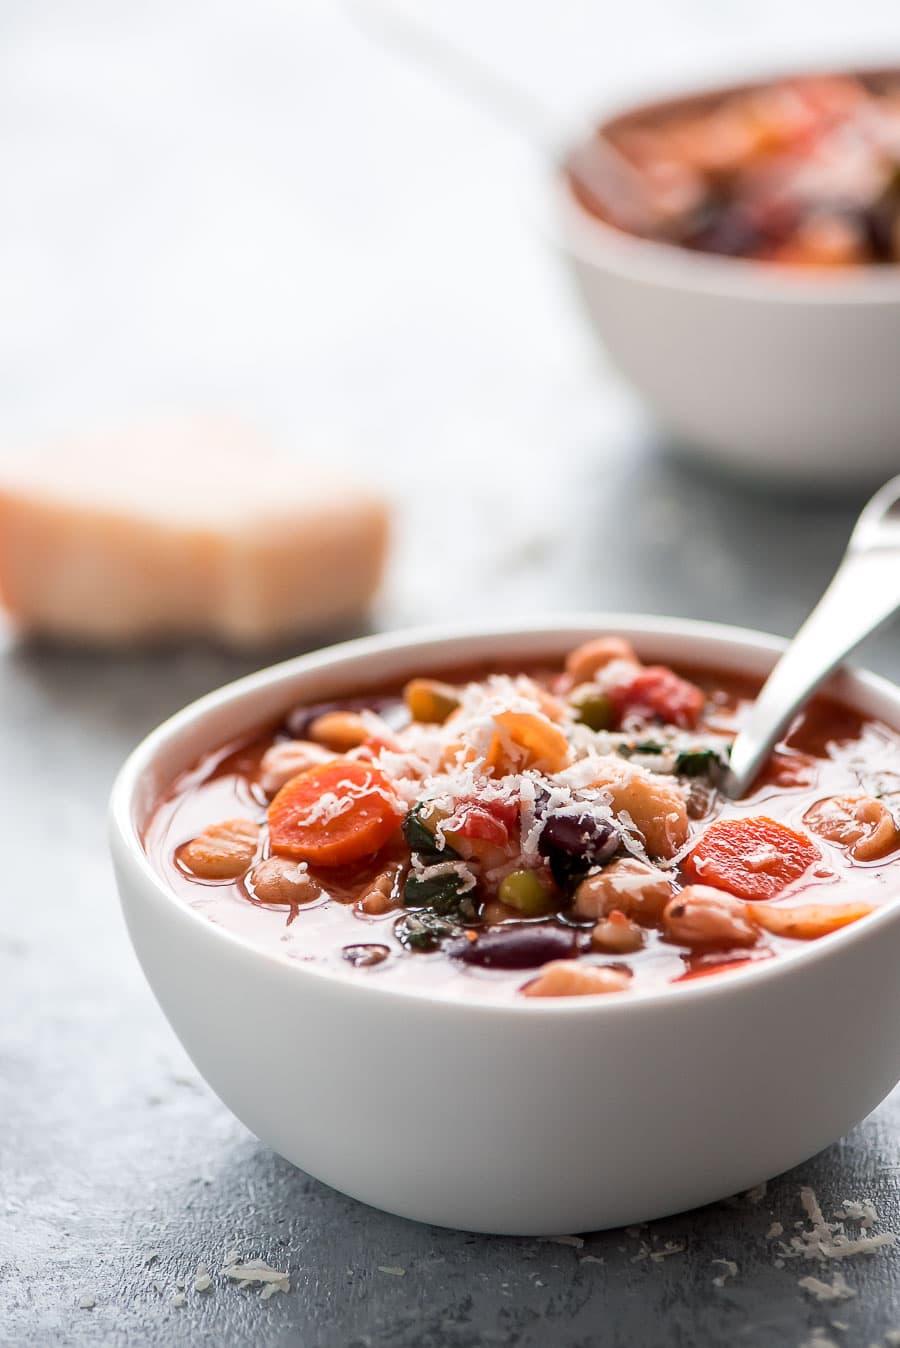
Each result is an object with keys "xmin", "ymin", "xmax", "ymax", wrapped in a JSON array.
[
  {"xmin": 538, "ymin": 812, "xmax": 619, "ymax": 885},
  {"xmin": 452, "ymin": 924, "xmax": 580, "ymax": 970}
]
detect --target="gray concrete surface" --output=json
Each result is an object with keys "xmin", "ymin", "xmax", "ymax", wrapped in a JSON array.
[{"xmin": 2, "ymin": 2, "xmax": 900, "ymax": 1345}]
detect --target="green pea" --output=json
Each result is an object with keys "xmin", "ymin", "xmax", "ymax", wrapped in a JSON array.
[
  {"xmin": 498, "ymin": 869, "xmax": 553, "ymax": 916},
  {"xmin": 573, "ymin": 691, "xmax": 613, "ymax": 732}
]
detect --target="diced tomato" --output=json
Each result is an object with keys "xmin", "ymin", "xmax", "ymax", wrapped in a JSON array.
[
  {"xmin": 456, "ymin": 807, "xmax": 509, "ymax": 846},
  {"xmin": 607, "ymin": 666, "xmax": 705, "ymax": 730},
  {"xmin": 452, "ymin": 795, "xmax": 520, "ymax": 847},
  {"xmin": 683, "ymin": 815, "xmax": 819, "ymax": 901},
  {"xmin": 486, "ymin": 796, "xmax": 520, "ymax": 831}
]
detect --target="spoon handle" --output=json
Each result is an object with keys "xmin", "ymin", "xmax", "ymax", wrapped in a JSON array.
[
  {"xmin": 726, "ymin": 476, "xmax": 900, "ymax": 798},
  {"xmin": 342, "ymin": 0, "xmax": 655, "ymax": 228}
]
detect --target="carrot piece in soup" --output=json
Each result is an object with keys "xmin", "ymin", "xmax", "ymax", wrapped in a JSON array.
[
  {"xmin": 683, "ymin": 816, "xmax": 819, "ymax": 901},
  {"xmin": 747, "ymin": 900, "xmax": 874, "ymax": 940},
  {"xmin": 268, "ymin": 758, "xmax": 401, "ymax": 866}
]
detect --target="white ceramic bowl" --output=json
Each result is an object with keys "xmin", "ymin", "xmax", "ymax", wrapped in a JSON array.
[
  {"xmin": 553, "ymin": 73, "xmax": 900, "ymax": 488},
  {"xmin": 109, "ymin": 616, "xmax": 900, "ymax": 1234}
]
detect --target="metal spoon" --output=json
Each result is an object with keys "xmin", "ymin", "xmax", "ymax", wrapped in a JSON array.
[{"xmin": 726, "ymin": 476, "xmax": 900, "ymax": 798}]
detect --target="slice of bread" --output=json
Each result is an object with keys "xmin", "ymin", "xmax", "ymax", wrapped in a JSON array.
[{"xmin": 0, "ymin": 417, "xmax": 389, "ymax": 644}]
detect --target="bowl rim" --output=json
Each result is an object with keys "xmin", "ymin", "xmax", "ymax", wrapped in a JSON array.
[
  {"xmin": 109, "ymin": 613, "xmax": 900, "ymax": 1017},
  {"xmin": 551, "ymin": 62, "xmax": 900, "ymax": 304}
]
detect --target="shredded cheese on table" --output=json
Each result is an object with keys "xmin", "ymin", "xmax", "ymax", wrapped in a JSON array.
[
  {"xmin": 797, "ymin": 1270, "xmax": 856, "ymax": 1303},
  {"xmin": 775, "ymin": 1186, "xmax": 896, "ymax": 1263},
  {"xmin": 221, "ymin": 1257, "xmax": 290, "ymax": 1297}
]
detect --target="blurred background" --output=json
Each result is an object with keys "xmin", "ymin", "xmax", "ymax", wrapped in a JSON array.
[{"xmin": 2, "ymin": 0, "xmax": 900, "ymax": 649}]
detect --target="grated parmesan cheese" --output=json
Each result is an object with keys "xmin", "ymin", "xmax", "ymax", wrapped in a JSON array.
[
  {"xmin": 651, "ymin": 1241, "xmax": 686, "ymax": 1262},
  {"xmin": 775, "ymin": 1186, "xmax": 896, "ymax": 1263},
  {"xmin": 359, "ymin": 672, "xmax": 689, "ymax": 882},
  {"xmin": 630, "ymin": 1235, "xmax": 685, "ymax": 1264},
  {"xmin": 222, "ymin": 1257, "xmax": 290, "ymax": 1296},
  {"xmin": 835, "ymin": 1198, "xmax": 878, "ymax": 1229},
  {"xmin": 712, "ymin": 1258, "xmax": 738, "ymax": 1287},
  {"xmin": 798, "ymin": 1270, "xmax": 856, "ymax": 1303},
  {"xmin": 799, "ymin": 1333, "xmax": 840, "ymax": 1348},
  {"xmin": 194, "ymin": 1263, "xmax": 212, "ymax": 1293},
  {"xmin": 409, "ymin": 855, "xmax": 477, "ymax": 893}
]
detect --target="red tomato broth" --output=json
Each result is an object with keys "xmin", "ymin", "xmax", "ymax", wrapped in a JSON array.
[{"xmin": 143, "ymin": 655, "xmax": 900, "ymax": 1002}]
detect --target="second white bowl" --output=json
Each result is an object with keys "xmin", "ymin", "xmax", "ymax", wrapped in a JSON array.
[{"xmin": 553, "ymin": 75, "xmax": 900, "ymax": 487}]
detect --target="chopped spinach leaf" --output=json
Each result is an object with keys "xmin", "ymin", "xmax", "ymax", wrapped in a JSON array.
[
  {"xmin": 402, "ymin": 804, "xmax": 460, "ymax": 860},
  {"xmin": 616, "ymin": 740, "xmax": 667, "ymax": 759},
  {"xmin": 394, "ymin": 909, "xmax": 466, "ymax": 953},
  {"xmin": 403, "ymin": 869, "xmax": 476, "ymax": 918},
  {"xmin": 400, "ymin": 803, "xmax": 477, "ymax": 938},
  {"xmin": 674, "ymin": 746, "xmax": 730, "ymax": 779},
  {"xmin": 537, "ymin": 811, "xmax": 619, "ymax": 890}
]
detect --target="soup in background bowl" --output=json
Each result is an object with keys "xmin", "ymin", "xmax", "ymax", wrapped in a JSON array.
[
  {"xmin": 569, "ymin": 72, "xmax": 900, "ymax": 266},
  {"xmin": 553, "ymin": 69, "xmax": 900, "ymax": 485}
]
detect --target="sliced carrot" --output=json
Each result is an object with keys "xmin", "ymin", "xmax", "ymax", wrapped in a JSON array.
[
  {"xmin": 747, "ymin": 900, "xmax": 874, "ymax": 941},
  {"xmin": 683, "ymin": 816, "xmax": 819, "ymax": 901},
  {"xmin": 267, "ymin": 758, "xmax": 401, "ymax": 866}
]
